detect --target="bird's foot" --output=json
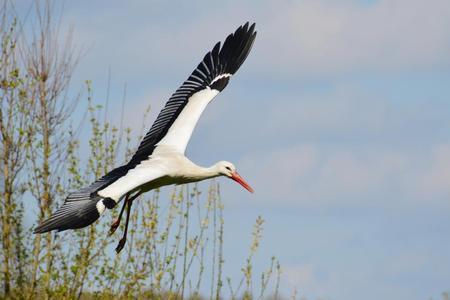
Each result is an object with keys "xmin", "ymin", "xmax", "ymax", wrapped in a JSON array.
[
  {"xmin": 109, "ymin": 219, "xmax": 120, "ymax": 236},
  {"xmin": 115, "ymin": 238, "xmax": 126, "ymax": 253}
]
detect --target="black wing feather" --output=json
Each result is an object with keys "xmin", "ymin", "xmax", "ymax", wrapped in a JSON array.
[
  {"xmin": 128, "ymin": 22, "xmax": 257, "ymax": 166},
  {"xmin": 33, "ymin": 165, "xmax": 129, "ymax": 233},
  {"xmin": 33, "ymin": 197, "xmax": 101, "ymax": 233}
]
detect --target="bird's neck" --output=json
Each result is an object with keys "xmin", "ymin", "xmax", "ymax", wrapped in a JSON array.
[
  {"xmin": 173, "ymin": 156, "xmax": 224, "ymax": 183},
  {"xmin": 193, "ymin": 164, "xmax": 221, "ymax": 181},
  {"xmin": 179, "ymin": 161, "xmax": 221, "ymax": 183}
]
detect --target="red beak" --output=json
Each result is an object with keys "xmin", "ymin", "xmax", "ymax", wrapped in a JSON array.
[{"xmin": 230, "ymin": 171, "xmax": 254, "ymax": 193}]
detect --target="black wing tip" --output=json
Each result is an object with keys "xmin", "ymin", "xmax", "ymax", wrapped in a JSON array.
[
  {"xmin": 181, "ymin": 21, "xmax": 257, "ymax": 92},
  {"xmin": 33, "ymin": 198, "xmax": 102, "ymax": 234},
  {"xmin": 236, "ymin": 21, "xmax": 256, "ymax": 37},
  {"xmin": 218, "ymin": 21, "xmax": 257, "ymax": 75},
  {"xmin": 33, "ymin": 226, "xmax": 47, "ymax": 234},
  {"xmin": 33, "ymin": 225, "xmax": 61, "ymax": 234}
]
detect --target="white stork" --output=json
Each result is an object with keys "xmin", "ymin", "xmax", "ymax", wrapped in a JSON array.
[{"xmin": 34, "ymin": 22, "xmax": 257, "ymax": 253}]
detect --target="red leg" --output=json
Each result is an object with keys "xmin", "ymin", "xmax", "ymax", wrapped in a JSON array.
[
  {"xmin": 109, "ymin": 193, "xmax": 129, "ymax": 235},
  {"xmin": 115, "ymin": 191, "xmax": 141, "ymax": 253}
]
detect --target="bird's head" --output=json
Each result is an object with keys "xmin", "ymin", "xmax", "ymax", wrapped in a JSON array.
[{"xmin": 216, "ymin": 161, "xmax": 254, "ymax": 193}]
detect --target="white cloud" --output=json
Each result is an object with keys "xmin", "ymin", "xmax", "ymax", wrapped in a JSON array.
[
  {"xmin": 239, "ymin": 144, "xmax": 411, "ymax": 207},
  {"xmin": 66, "ymin": 0, "xmax": 450, "ymax": 83},
  {"xmin": 237, "ymin": 139, "xmax": 450, "ymax": 209},
  {"xmin": 257, "ymin": 0, "xmax": 450, "ymax": 77},
  {"xmin": 264, "ymin": 84, "xmax": 387, "ymax": 137}
]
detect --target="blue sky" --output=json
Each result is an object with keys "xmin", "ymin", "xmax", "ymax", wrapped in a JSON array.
[{"xmin": 17, "ymin": 0, "xmax": 450, "ymax": 299}]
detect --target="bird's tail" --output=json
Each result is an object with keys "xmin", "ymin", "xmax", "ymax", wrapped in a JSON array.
[{"xmin": 33, "ymin": 195, "xmax": 105, "ymax": 234}]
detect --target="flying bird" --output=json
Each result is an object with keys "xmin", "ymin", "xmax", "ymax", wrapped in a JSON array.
[{"xmin": 34, "ymin": 22, "xmax": 257, "ymax": 253}]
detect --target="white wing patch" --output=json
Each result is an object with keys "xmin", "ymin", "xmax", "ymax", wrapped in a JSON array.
[
  {"xmin": 211, "ymin": 73, "xmax": 231, "ymax": 85},
  {"xmin": 155, "ymin": 87, "xmax": 219, "ymax": 154},
  {"xmin": 96, "ymin": 201, "xmax": 106, "ymax": 214},
  {"xmin": 97, "ymin": 159, "xmax": 167, "ymax": 201}
]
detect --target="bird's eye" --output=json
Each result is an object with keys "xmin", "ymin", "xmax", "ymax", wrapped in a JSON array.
[{"xmin": 225, "ymin": 166, "xmax": 231, "ymax": 171}]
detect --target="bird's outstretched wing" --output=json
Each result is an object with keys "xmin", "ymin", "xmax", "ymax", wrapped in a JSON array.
[
  {"xmin": 128, "ymin": 22, "xmax": 257, "ymax": 164},
  {"xmin": 33, "ymin": 165, "xmax": 130, "ymax": 233}
]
